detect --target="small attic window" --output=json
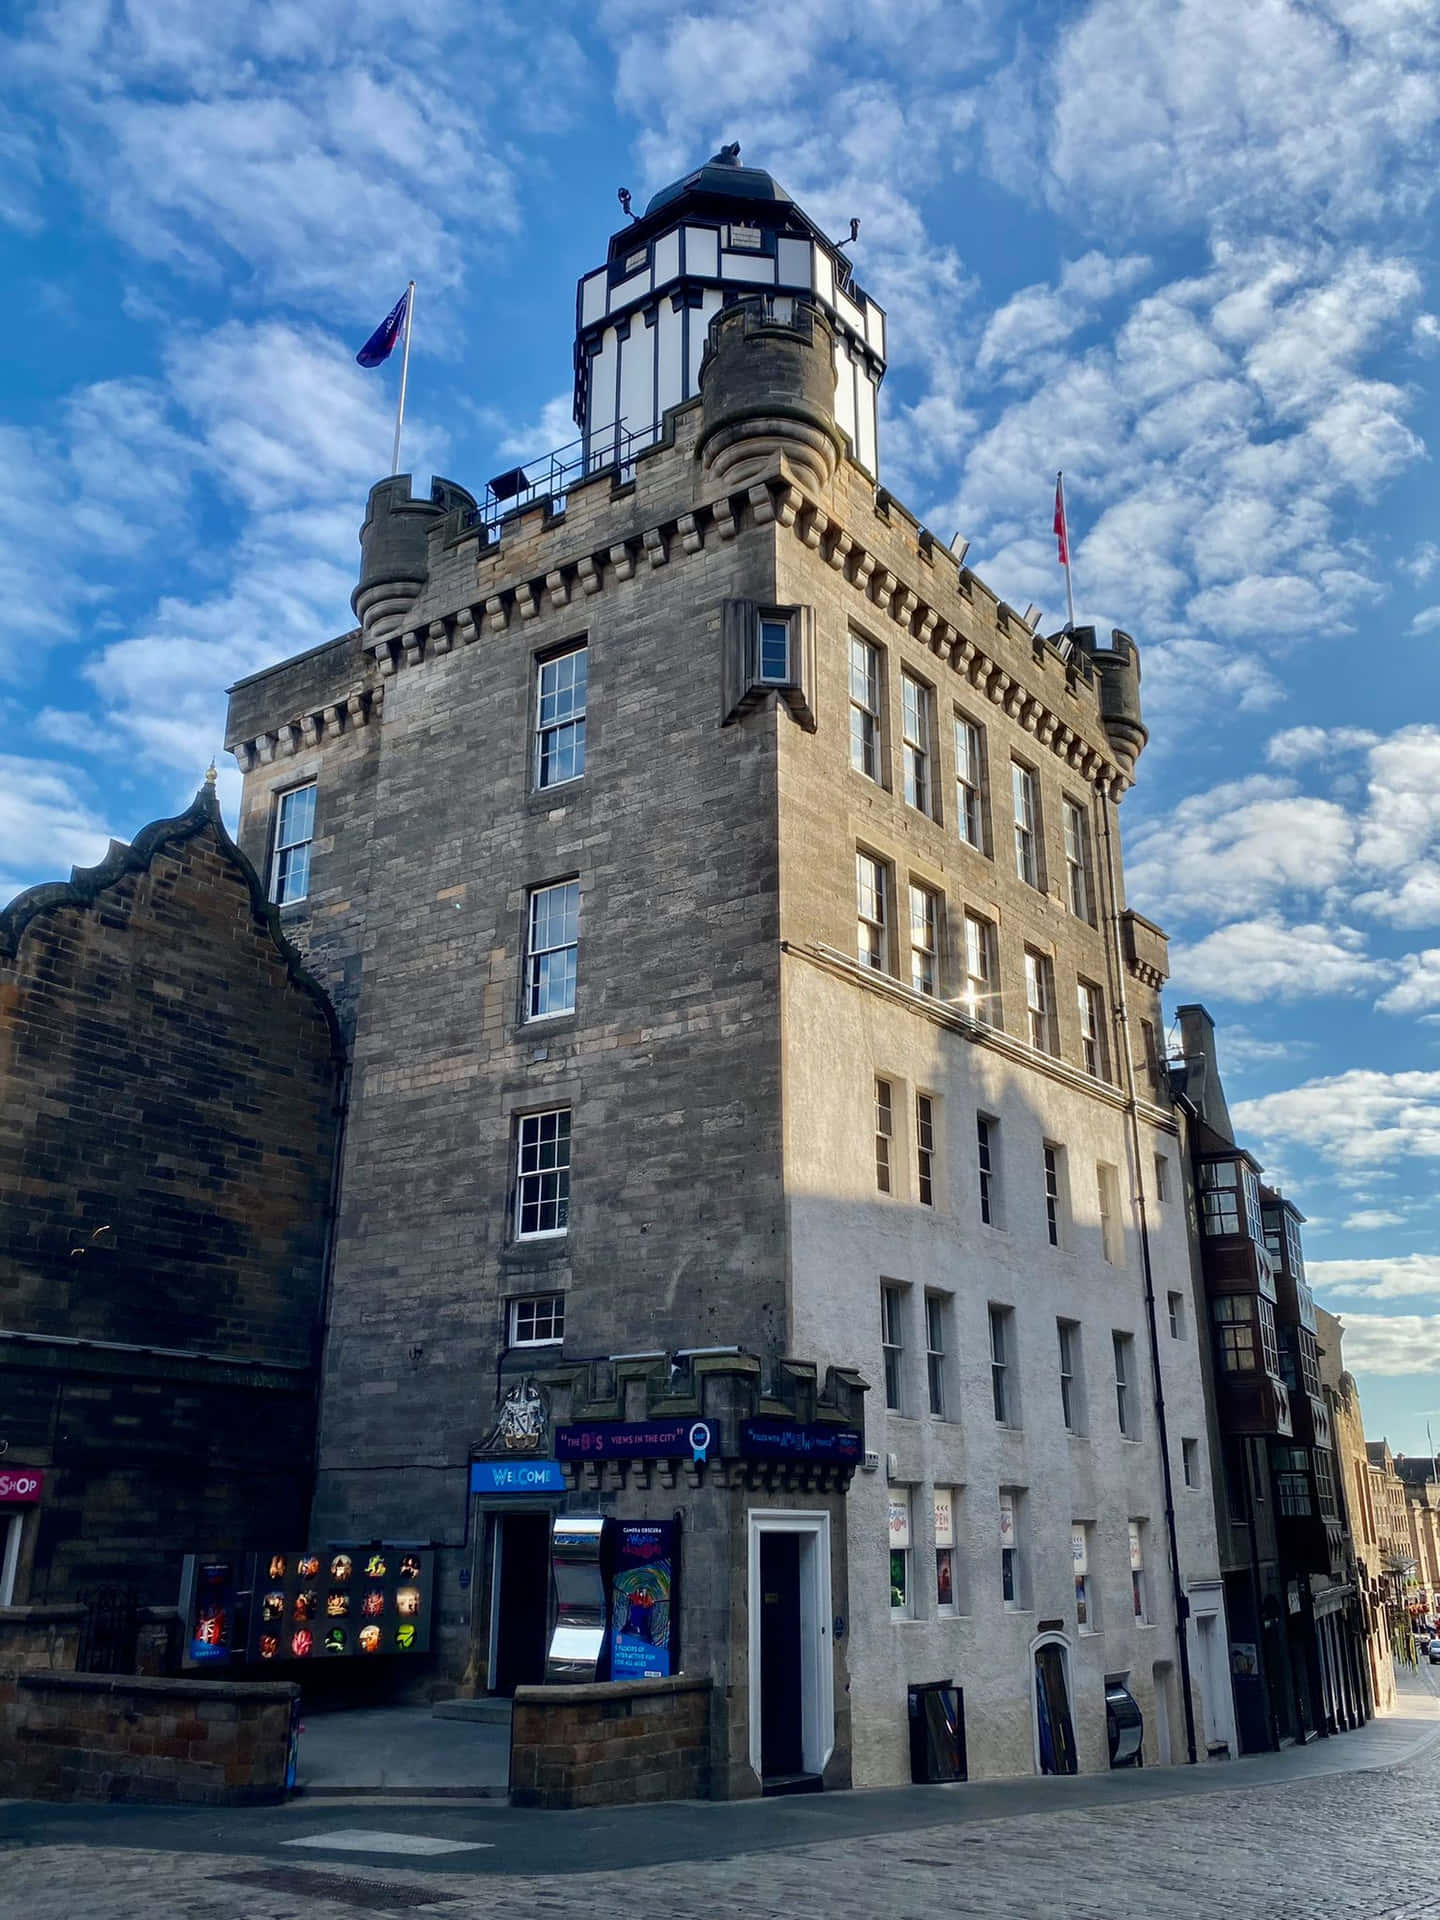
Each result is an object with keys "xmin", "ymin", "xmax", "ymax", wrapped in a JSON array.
[
  {"xmin": 625, "ymin": 248, "xmax": 647, "ymax": 273},
  {"xmin": 727, "ymin": 223, "xmax": 762, "ymax": 250}
]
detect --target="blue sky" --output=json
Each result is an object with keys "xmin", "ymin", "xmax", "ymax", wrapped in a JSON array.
[{"xmin": 4, "ymin": 0, "xmax": 1440, "ymax": 1451}]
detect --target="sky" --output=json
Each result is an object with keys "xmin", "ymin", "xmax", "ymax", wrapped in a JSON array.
[{"xmin": 3, "ymin": 0, "xmax": 1440, "ymax": 1452}]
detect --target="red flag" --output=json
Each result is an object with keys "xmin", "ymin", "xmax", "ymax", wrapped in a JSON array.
[{"xmin": 1053, "ymin": 473, "xmax": 1069, "ymax": 568}]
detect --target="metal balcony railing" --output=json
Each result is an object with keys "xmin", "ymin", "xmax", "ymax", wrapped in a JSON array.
[{"xmin": 464, "ymin": 419, "xmax": 655, "ymax": 533}]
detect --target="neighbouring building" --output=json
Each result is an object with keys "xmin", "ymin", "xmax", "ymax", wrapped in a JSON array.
[
  {"xmin": 1366, "ymin": 1438, "xmax": 1424, "ymax": 1632},
  {"xmin": 0, "ymin": 778, "xmax": 342, "ymax": 1615},
  {"xmin": 1172, "ymin": 1006, "xmax": 1375, "ymax": 1750},
  {"xmin": 1319, "ymin": 1306, "xmax": 1397, "ymax": 1714},
  {"xmin": 1395, "ymin": 1457, "xmax": 1440, "ymax": 1613},
  {"xmin": 223, "ymin": 145, "xmax": 1232, "ymax": 1791}
]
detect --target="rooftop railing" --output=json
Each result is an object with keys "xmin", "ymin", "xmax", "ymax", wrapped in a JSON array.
[{"xmin": 464, "ymin": 419, "xmax": 655, "ymax": 533}]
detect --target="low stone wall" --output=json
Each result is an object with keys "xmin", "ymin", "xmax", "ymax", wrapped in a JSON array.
[
  {"xmin": 510, "ymin": 1674, "xmax": 712, "ymax": 1809},
  {"xmin": 0, "ymin": 1604, "xmax": 85, "ymax": 1673},
  {"xmin": 0, "ymin": 1671, "xmax": 298, "ymax": 1804}
]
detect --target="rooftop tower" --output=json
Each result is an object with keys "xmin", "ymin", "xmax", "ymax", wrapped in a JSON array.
[{"xmin": 573, "ymin": 143, "xmax": 887, "ymax": 477}]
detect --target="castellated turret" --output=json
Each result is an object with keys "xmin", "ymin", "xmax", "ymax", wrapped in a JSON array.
[
  {"xmin": 1073, "ymin": 625, "xmax": 1148, "ymax": 775},
  {"xmin": 352, "ymin": 473, "xmax": 477, "ymax": 649},
  {"xmin": 697, "ymin": 295, "xmax": 846, "ymax": 494}
]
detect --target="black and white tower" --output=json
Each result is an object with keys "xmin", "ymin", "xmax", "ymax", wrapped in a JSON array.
[{"xmin": 574, "ymin": 144, "xmax": 887, "ymax": 475}]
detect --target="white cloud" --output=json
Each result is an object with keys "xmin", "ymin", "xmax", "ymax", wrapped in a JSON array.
[
  {"xmin": 976, "ymin": 252, "xmax": 1151, "ymax": 372},
  {"xmin": 492, "ymin": 393, "xmax": 580, "ymax": 465},
  {"xmin": 938, "ymin": 240, "xmax": 1426, "ymax": 669},
  {"xmin": 72, "ymin": 318, "xmax": 437, "ymax": 778},
  {"xmin": 1170, "ymin": 918, "xmax": 1380, "ymax": 1002},
  {"xmin": 1037, "ymin": 0, "xmax": 1440, "ymax": 236},
  {"xmin": 1410, "ymin": 606, "xmax": 1440, "ymax": 634},
  {"xmin": 1330, "ymin": 1314, "xmax": 1440, "ymax": 1376},
  {"xmin": 1377, "ymin": 950, "xmax": 1440, "ymax": 1015},
  {"xmin": 1, "ymin": 2, "xmax": 587, "ymax": 318},
  {"xmin": 1125, "ymin": 775, "xmax": 1353, "ymax": 921},
  {"xmin": 1401, "ymin": 541, "xmax": 1440, "ymax": 584},
  {"xmin": 1234, "ymin": 1069, "xmax": 1440, "ymax": 1166},
  {"xmin": 0, "ymin": 757, "xmax": 116, "ymax": 904},
  {"xmin": 1266, "ymin": 725, "xmax": 1379, "ymax": 769},
  {"xmin": 1353, "ymin": 726, "xmax": 1440, "ymax": 926},
  {"xmin": 1140, "ymin": 639, "xmax": 1285, "ymax": 718},
  {"xmin": 0, "ymin": 384, "xmax": 198, "ymax": 673},
  {"xmin": 1214, "ymin": 1026, "xmax": 1313, "ymax": 1070},
  {"xmin": 1340, "ymin": 1209, "xmax": 1409, "ymax": 1232}
]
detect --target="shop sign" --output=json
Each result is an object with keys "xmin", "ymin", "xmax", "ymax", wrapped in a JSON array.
[
  {"xmin": 934, "ymin": 1492, "xmax": 954, "ymax": 1551},
  {"xmin": 888, "ymin": 1498, "xmax": 911, "ymax": 1550},
  {"xmin": 609, "ymin": 1520, "xmax": 678, "ymax": 1680},
  {"xmin": 187, "ymin": 1559, "xmax": 240, "ymax": 1665},
  {"xmin": 556, "ymin": 1420, "xmax": 712, "ymax": 1461},
  {"xmin": 0, "ymin": 1469, "xmax": 43, "ymax": 1503},
  {"xmin": 247, "ymin": 1546, "xmax": 435, "ymax": 1663},
  {"xmin": 469, "ymin": 1459, "xmax": 565, "ymax": 1495},
  {"xmin": 738, "ymin": 1420, "xmax": 862, "ymax": 1462}
]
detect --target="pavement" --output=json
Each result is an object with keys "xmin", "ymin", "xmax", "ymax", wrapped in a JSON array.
[{"xmin": 3, "ymin": 1670, "xmax": 1440, "ymax": 1918}]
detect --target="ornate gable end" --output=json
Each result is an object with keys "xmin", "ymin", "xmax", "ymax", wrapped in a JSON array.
[
  {"xmin": 0, "ymin": 775, "xmax": 345, "ymax": 1364},
  {"xmin": 0, "ymin": 777, "xmax": 343, "ymax": 1065}
]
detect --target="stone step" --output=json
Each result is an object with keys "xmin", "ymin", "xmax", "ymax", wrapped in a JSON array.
[{"xmin": 432, "ymin": 1696, "xmax": 513, "ymax": 1724}]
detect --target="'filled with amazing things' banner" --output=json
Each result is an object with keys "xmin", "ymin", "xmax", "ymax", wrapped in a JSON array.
[{"xmin": 608, "ymin": 1520, "xmax": 677, "ymax": 1679}]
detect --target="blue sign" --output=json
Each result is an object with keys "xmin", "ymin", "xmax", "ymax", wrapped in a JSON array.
[
  {"xmin": 556, "ymin": 1420, "xmax": 701, "ymax": 1461},
  {"xmin": 739, "ymin": 1420, "xmax": 863, "ymax": 1462},
  {"xmin": 469, "ymin": 1459, "xmax": 565, "ymax": 1495}
]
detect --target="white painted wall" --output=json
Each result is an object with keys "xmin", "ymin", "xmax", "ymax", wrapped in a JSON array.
[{"xmin": 783, "ymin": 959, "xmax": 1225, "ymax": 1786}]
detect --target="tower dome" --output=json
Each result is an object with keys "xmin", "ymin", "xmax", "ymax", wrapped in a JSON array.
[
  {"xmin": 643, "ymin": 144, "xmax": 794, "ymax": 219},
  {"xmin": 572, "ymin": 144, "xmax": 887, "ymax": 478}
]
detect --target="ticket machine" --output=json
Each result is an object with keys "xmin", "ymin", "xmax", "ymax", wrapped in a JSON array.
[{"xmin": 546, "ymin": 1514, "xmax": 607, "ymax": 1682}]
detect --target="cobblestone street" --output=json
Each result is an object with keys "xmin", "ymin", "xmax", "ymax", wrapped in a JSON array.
[{"xmin": 6, "ymin": 1701, "xmax": 1440, "ymax": 1920}]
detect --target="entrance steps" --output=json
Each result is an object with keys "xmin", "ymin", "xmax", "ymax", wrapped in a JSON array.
[{"xmin": 432, "ymin": 1696, "xmax": 513, "ymax": 1725}]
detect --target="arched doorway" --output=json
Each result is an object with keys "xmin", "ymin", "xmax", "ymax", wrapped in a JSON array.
[{"xmin": 1032, "ymin": 1635, "xmax": 1078, "ymax": 1775}]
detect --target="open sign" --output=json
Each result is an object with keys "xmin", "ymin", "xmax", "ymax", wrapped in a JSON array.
[{"xmin": 0, "ymin": 1470, "xmax": 43, "ymax": 1503}]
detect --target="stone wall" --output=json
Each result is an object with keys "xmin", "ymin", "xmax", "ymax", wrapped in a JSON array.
[
  {"xmin": 226, "ymin": 402, "xmax": 798, "ymax": 1699},
  {"xmin": 0, "ymin": 1604, "xmax": 85, "ymax": 1672},
  {"xmin": 0, "ymin": 783, "xmax": 342, "ymax": 1602},
  {"xmin": 0, "ymin": 1671, "xmax": 298, "ymax": 1804},
  {"xmin": 510, "ymin": 1674, "xmax": 710, "ymax": 1808}
]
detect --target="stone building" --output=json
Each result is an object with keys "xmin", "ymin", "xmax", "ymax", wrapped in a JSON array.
[
  {"xmin": 0, "ymin": 779, "xmax": 342, "ymax": 1613},
  {"xmin": 1395, "ymin": 1457, "xmax": 1440, "ymax": 1612},
  {"xmin": 1366, "ymin": 1439, "xmax": 1422, "ymax": 1628},
  {"xmin": 1172, "ymin": 1007, "xmax": 1374, "ymax": 1749},
  {"xmin": 223, "ymin": 147, "xmax": 1228, "ymax": 1790},
  {"xmin": 1318, "ymin": 1306, "xmax": 1397, "ymax": 1714}
]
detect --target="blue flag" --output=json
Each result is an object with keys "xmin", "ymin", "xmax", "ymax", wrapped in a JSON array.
[{"xmin": 356, "ymin": 288, "xmax": 410, "ymax": 368}]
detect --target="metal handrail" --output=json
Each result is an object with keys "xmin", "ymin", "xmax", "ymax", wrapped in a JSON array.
[{"xmin": 464, "ymin": 418, "xmax": 654, "ymax": 532}]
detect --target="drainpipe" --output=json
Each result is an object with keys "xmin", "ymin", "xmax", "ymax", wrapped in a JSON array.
[{"xmin": 1095, "ymin": 789, "xmax": 1198, "ymax": 1765}]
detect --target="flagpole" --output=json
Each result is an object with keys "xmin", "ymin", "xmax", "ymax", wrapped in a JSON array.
[
  {"xmin": 390, "ymin": 280, "xmax": 416, "ymax": 477},
  {"xmin": 1058, "ymin": 469, "xmax": 1077, "ymax": 632}
]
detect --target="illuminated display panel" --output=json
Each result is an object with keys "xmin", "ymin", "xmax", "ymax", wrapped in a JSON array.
[{"xmin": 245, "ymin": 1546, "xmax": 434, "ymax": 1662}]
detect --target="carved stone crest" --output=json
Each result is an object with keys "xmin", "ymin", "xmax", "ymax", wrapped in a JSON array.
[{"xmin": 478, "ymin": 1379, "xmax": 550, "ymax": 1455}]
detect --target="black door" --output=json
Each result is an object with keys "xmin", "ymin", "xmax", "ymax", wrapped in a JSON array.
[
  {"xmin": 493, "ymin": 1512, "xmax": 552, "ymax": 1695},
  {"xmin": 759, "ymin": 1532, "xmax": 804, "ymax": 1778}
]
